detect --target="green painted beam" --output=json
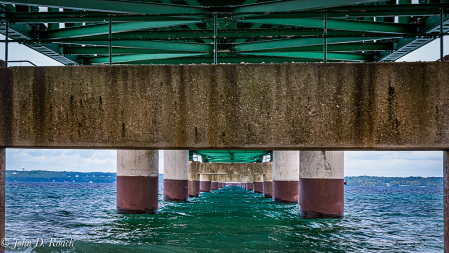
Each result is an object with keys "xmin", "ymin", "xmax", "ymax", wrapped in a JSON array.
[
  {"xmin": 42, "ymin": 20, "xmax": 201, "ymax": 39},
  {"xmin": 113, "ymin": 57, "xmax": 337, "ymax": 65},
  {"xmin": 242, "ymin": 52, "xmax": 374, "ymax": 61},
  {"xmin": 45, "ymin": 28, "xmax": 408, "ymax": 42},
  {"xmin": 84, "ymin": 53, "xmax": 208, "ymax": 64},
  {"xmin": 63, "ymin": 46, "xmax": 188, "ymax": 55},
  {"xmin": 239, "ymin": 18, "xmax": 416, "ymax": 34},
  {"xmin": 56, "ymin": 40, "xmax": 212, "ymax": 52},
  {"xmin": 260, "ymin": 42, "xmax": 395, "ymax": 52},
  {"xmin": 7, "ymin": 11, "xmax": 202, "ymax": 23},
  {"xmin": 0, "ymin": 0, "xmax": 204, "ymax": 14},
  {"xmin": 233, "ymin": 0, "xmax": 385, "ymax": 13},
  {"xmin": 233, "ymin": 37, "xmax": 398, "ymax": 52},
  {"xmin": 63, "ymin": 42, "xmax": 393, "ymax": 55}
]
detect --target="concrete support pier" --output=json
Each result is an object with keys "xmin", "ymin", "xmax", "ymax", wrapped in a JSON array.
[
  {"xmin": 117, "ymin": 150, "xmax": 159, "ymax": 214},
  {"xmin": 211, "ymin": 181, "xmax": 219, "ymax": 190},
  {"xmin": 263, "ymin": 162, "xmax": 273, "ymax": 198},
  {"xmin": 163, "ymin": 150, "xmax": 189, "ymax": 201},
  {"xmin": 444, "ymin": 151, "xmax": 449, "ymax": 253},
  {"xmin": 200, "ymin": 174, "xmax": 211, "ymax": 192},
  {"xmin": 254, "ymin": 175, "xmax": 264, "ymax": 193},
  {"xmin": 189, "ymin": 161, "xmax": 200, "ymax": 197},
  {"xmin": 272, "ymin": 151, "xmax": 299, "ymax": 203},
  {"xmin": 0, "ymin": 148, "xmax": 5, "ymax": 253},
  {"xmin": 299, "ymin": 151, "xmax": 344, "ymax": 218}
]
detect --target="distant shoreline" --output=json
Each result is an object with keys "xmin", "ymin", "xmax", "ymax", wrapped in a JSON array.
[{"xmin": 5, "ymin": 170, "xmax": 443, "ymax": 187}]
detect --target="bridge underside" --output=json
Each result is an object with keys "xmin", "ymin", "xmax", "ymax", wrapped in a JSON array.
[{"xmin": 0, "ymin": 62, "xmax": 448, "ymax": 150}]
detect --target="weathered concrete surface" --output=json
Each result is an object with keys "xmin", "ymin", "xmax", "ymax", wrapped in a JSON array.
[
  {"xmin": 1, "ymin": 63, "xmax": 449, "ymax": 150},
  {"xmin": 190, "ymin": 162, "xmax": 266, "ymax": 175},
  {"xmin": 210, "ymin": 174, "xmax": 254, "ymax": 183}
]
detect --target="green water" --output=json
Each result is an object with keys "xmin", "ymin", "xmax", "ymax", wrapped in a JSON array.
[{"xmin": 5, "ymin": 182, "xmax": 444, "ymax": 252}]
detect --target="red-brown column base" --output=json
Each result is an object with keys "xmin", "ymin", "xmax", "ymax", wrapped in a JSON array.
[
  {"xmin": 299, "ymin": 178, "xmax": 344, "ymax": 218},
  {"xmin": 211, "ymin": 182, "xmax": 219, "ymax": 190},
  {"xmin": 247, "ymin": 183, "xmax": 254, "ymax": 191},
  {"xmin": 253, "ymin": 182, "xmax": 263, "ymax": 193},
  {"xmin": 263, "ymin": 181, "xmax": 273, "ymax": 198},
  {"xmin": 117, "ymin": 176, "xmax": 158, "ymax": 214},
  {"xmin": 200, "ymin": 181, "xmax": 211, "ymax": 192},
  {"xmin": 219, "ymin": 183, "xmax": 225, "ymax": 188},
  {"xmin": 272, "ymin": 180, "xmax": 299, "ymax": 203},
  {"xmin": 189, "ymin": 180, "xmax": 200, "ymax": 197},
  {"xmin": 164, "ymin": 179, "xmax": 189, "ymax": 201}
]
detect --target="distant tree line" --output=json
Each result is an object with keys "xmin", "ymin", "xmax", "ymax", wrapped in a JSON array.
[
  {"xmin": 345, "ymin": 176, "xmax": 443, "ymax": 187},
  {"xmin": 5, "ymin": 171, "xmax": 443, "ymax": 187},
  {"xmin": 6, "ymin": 170, "xmax": 117, "ymax": 183}
]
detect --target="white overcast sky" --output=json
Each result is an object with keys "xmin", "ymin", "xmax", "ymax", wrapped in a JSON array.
[{"xmin": 1, "ymin": 21, "xmax": 448, "ymax": 177}]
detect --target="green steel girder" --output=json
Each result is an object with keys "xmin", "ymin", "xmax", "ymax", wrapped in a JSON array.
[
  {"xmin": 0, "ymin": 0, "xmax": 205, "ymax": 14},
  {"xmin": 42, "ymin": 20, "xmax": 201, "ymax": 39},
  {"xmin": 41, "ymin": 28, "xmax": 418, "ymax": 42},
  {"xmin": 84, "ymin": 53, "xmax": 208, "ymax": 64},
  {"xmin": 233, "ymin": 37, "xmax": 398, "ymax": 52},
  {"xmin": 5, "ymin": 3, "xmax": 449, "ymax": 23},
  {"xmin": 63, "ymin": 46, "xmax": 189, "ymax": 55},
  {"xmin": 239, "ymin": 18, "xmax": 417, "ymax": 34},
  {"xmin": 6, "ymin": 11, "xmax": 203, "ymax": 23},
  {"xmin": 260, "ymin": 42, "xmax": 395, "ymax": 52},
  {"xmin": 233, "ymin": 0, "xmax": 385, "ymax": 13},
  {"xmin": 242, "ymin": 52, "xmax": 374, "ymax": 61},
  {"xmin": 55, "ymin": 40, "xmax": 212, "ymax": 52},
  {"xmin": 114, "ymin": 56, "xmax": 337, "ymax": 65},
  {"xmin": 63, "ymin": 42, "xmax": 394, "ymax": 55},
  {"xmin": 194, "ymin": 150, "xmax": 270, "ymax": 163}
]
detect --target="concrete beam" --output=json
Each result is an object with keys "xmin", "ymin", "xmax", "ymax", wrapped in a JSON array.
[
  {"xmin": 191, "ymin": 162, "xmax": 266, "ymax": 175},
  {"xmin": 1, "ymin": 63, "xmax": 449, "ymax": 150},
  {"xmin": 209, "ymin": 174, "xmax": 254, "ymax": 183}
]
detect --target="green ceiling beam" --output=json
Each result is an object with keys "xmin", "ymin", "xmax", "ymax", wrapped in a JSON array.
[
  {"xmin": 114, "ymin": 57, "xmax": 336, "ymax": 65},
  {"xmin": 63, "ymin": 46, "xmax": 188, "ymax": 55},
  {"xmin": 42, "ymin": 21, "xmax": 201, "ymax": 39},
  {"xmin": 239, "ymin": 18, "xmax": 416, "ymax": 34},
  {"xmin": 84, "ymin": 53, "xmax": 207, "ymax": 64},
  {"xmin": 233, "ymin": 37, "xmax": 397, "ymax": 52},
  {"xmin": 0, "ymin": 0, "xmax": 204, "ymax": 14},
  {"xmin": 232, "ymin": 0, "xmax": 385, "ymax": 13},
  {"xmin": 6, "ymin": 12, "xmax": 202, "ymax": 23},
  {"xmin": 63, "ymin": 42, "xmax": 393, "ymax": 55},
  {"xmin": 260, "ymin": 42, "xmax": 394, "ymax": 52},
  {"xmin": 242, "ymin": 52, "xmax": 373, "ymax": 61},
  {"xmin": 48, "ymin": 28, "xmax": 408, "ymax": 42},
  {"xmin": 56, "ymin": 40, "xmax": 212, "ymax": 52}
]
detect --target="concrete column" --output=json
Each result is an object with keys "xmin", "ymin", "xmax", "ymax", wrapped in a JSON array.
[
  {"xmin": 117, "ymin": 150, "xmax": 159, "ymax": 214},
  {"xmin": 188, "ymin": 161, "xmax": 200, "ymax": 197},
  {"xmin": 164, "ymin": 150, "xmax": 189, "ymax": 201},
  {"xmin": 211, "ymin": 181, "xmax": 219, "ymax": 190},
  {"xmin": 253, "ymin": 175, "xmax": 264, "ymax": 193},
  {"xmin": 0, "ymin": 148, "xmax": 5, "ymax": 253},
  {"xmin": 444, "ymin": 151, "xmax": 449, "ymax": 253},
  {"xmin": 200, "ymin": 174, "xmax": 211, "ymax": 192},
  {"xmin": 263, "ymin": 162, "xmax": 273, "ymax": 198},
  {"xmin": 272, "ymin": 151, "xmax": 299, "ymax": 203},
  {"xmin": 299, "ymin": 151, "xmax": 344, "ymax": 218}
]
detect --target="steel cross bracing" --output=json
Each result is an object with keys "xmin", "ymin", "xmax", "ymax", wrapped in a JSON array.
[
  {"xmin": 1, "ymin": 0, "xmax": 448, "ymax": 162},
  {"xmin": 0, "ymin": 1, "xmax": 448, "ymax": 66}
]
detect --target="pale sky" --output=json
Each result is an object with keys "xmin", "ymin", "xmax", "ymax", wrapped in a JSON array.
[{"xmin": 1, "ymin": 29, "xmax": 448, "ymax": 177}]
